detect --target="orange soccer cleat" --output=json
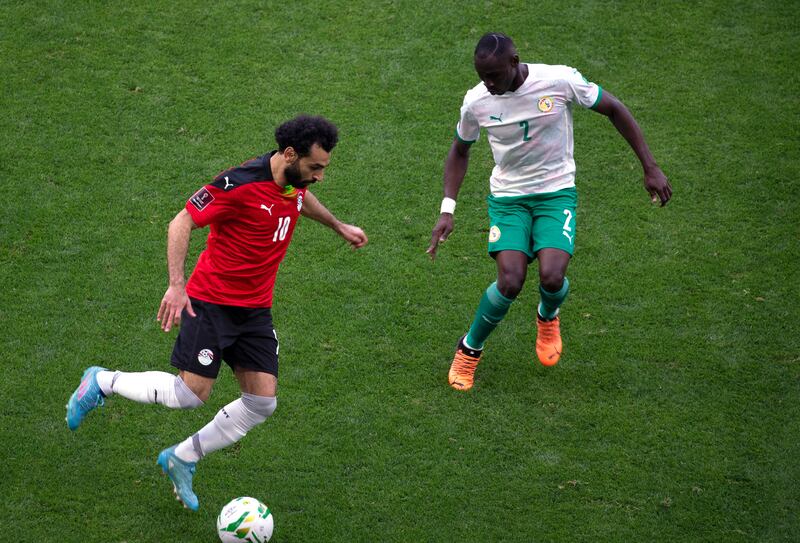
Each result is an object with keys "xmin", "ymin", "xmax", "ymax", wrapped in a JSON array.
[
  {"xmin": 536, "ymin": 315, "xmax": 562, "ymax": 366},
  {"xmin": 448, "ymin": 336, "xmax": 483, "ymax": 391}
]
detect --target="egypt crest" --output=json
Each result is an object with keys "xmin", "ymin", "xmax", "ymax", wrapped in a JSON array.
[{"xmin": 297, "ymin": 193, "xmax": 304, "ymax": 212}]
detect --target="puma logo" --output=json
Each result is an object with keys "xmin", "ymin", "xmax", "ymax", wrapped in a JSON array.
[
  {"xmin": 260, "ymin": 204, "xmax": 274, "ymax": 215},
  {"xmin": 223, "ymin": 176, "xmax": 234, "ymax": 190},
  {"xmin": 562, "ymin": 231, "xmax": 573, "ymax": 244}
]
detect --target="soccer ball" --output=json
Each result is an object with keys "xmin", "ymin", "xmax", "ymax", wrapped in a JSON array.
[{"xmin": 217, "ymin": 497, "xmax": 274, "ymax": 543}]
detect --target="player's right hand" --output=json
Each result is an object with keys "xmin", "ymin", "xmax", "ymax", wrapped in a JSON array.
[
  {"xmin": 157, "ymin": 285, "xmax": 196, "ymax": 332},
  {"xmin": 427, "ymin": 213, "xmax": 454, "ymax": 260}
]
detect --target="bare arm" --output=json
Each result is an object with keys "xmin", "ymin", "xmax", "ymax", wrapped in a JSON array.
[
  {"xmin": 427, "ymin": 138, "xmax": 472, "ymax": 259},
  {"xmin": 301, "ymin": 190, "xmax": 368, "ymax": 249},
  {"xmin": 592, "ymin": 91, "xmax": 672, "ymax": 206},
  {"xmin": 157, "ymin": 208, "xmax": 199, "ymax": 332}
]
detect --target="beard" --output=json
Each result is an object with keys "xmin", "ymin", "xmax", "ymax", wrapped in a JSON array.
[{"xmin": 285, "ymin": 162, "xmax": 314, "ymax": 188}]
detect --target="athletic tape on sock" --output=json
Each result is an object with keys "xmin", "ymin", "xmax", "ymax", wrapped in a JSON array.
[
  {"xmin": 194, "ymin": 395, "xmax": 277, "ymax": 458},
  {"xmin": 175, "ymin": 376, "xmax": 204, "ymax": 408}
]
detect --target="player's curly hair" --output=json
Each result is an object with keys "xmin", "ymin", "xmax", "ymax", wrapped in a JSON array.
[{"xmin": 275, "ymin": 115, "xmax": 339, "ymax": 156}]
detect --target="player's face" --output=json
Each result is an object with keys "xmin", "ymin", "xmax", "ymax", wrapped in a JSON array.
[
  {"xmin": 474, "ymin": 54, "xmax": 519, "ymax": 95},
  {"xmin": 286, "ymin": 144, "xmax": 331, "ymax": 188}
]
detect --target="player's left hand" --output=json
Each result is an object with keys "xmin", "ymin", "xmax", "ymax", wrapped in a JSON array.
[
  {"xmin": 337, "ymin": 224, "xmax": 368, "ymax": 249},
  {"xmin": 644, "ymin": 166, "xmax": 672, "ymax": 206}
]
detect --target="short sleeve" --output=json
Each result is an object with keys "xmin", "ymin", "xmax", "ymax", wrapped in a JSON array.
[
  {"xmin": 185, "ymin": 185, "xmax": 237, "ymax": 227},
  {"xmin": 562, "ymin": 67, "xmax": 603, "ymax": 110},
  {"xmin": 456, "ymin": 95, "xmax": 480, "ymax": 144}
]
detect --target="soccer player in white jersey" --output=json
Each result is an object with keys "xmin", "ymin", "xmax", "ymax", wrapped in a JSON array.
[{"xmin": 427, "ymin": 32, "xmax": 672, "ymax": 391}]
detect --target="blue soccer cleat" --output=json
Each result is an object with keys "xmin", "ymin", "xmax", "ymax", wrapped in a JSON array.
[
  {"xmin": 157, "ymin": 446, "xmax": 199, "ymax": 511},
  {"xmin": 65, "ymin": 366, "xmax": 107, "ymax": 430}
]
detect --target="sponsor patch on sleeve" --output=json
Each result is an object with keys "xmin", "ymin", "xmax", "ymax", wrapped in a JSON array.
[{"xmin": 189, "ymin": 187, "xmax": 215, "ymax": 211}]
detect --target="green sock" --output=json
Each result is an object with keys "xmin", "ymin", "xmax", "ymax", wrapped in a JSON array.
[
  {"xmin": 465, "ymin": 282, "xmax": 515, "ymax": 349},
  {"xmin": 538, "ymin": 277, "xmax": 569, "ymax": 320}
]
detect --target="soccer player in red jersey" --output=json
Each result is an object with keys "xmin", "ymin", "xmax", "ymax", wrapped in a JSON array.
[{"xmin": 66, "ymin": 115, "xmax": 367, "ymax": 510}]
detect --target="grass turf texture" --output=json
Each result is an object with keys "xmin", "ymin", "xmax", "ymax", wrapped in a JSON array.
[{"xmin": 2, "ymin": 1, "xmax": 798, "ymax": 541}]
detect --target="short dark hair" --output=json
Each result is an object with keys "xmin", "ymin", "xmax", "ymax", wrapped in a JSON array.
[
  {"xmin": 275, "ymin": 115, "xmax": 338, "ymax": 156},
  {"xmin": 474, "ymin": 32, "xmax": 516, "ymax": 59}
]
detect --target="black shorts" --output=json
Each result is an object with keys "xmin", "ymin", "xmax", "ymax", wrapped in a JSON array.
[{"xmin": 171, "ymin": 298, "xmax": 279, "ymax": 379}]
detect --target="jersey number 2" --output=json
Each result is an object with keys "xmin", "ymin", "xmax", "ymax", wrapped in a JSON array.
[
  {"xmin": 273, "ymin": 217, "xmax": 291, "ymax": 242},
  {"xmin": 519, "ymin": 120, "xmax": 531, "ymax": 142}
]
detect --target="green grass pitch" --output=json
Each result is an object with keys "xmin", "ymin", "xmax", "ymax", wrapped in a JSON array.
[{"xmin": 1, "ymin": 1, "xmax": 798, "ymax": 541}]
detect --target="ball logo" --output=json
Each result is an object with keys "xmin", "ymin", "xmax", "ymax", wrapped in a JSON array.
[
  {"xmin": 198, "ymin": 349, "xmax": 214, "ymax": 366},
  {"xmin": 489, "ymin": 225, "xmax": 501, "ymax": 243},
  {"xmin": 538, "ymin": 96, "xmax": 554, "ymax": 113}
]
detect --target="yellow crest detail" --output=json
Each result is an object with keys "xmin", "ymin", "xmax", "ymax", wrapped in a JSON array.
[{"xmin": 538, "ymin": 96, "xmax": 554, "ymax": 112}]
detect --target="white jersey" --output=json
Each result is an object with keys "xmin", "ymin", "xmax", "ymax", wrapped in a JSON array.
[{"xmin": 456, "ymin": 63, "xmax": 602, "ymax": 197}]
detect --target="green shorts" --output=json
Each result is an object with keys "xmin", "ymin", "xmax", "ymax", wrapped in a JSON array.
[{"xmin": 486, "ymin": 187, "xmax": 577, "ymax": 260}]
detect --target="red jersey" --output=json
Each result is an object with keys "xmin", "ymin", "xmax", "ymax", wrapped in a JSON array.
[{"xmin": 184, "ymin": 152, "xmax": 306, "ymax": 308}]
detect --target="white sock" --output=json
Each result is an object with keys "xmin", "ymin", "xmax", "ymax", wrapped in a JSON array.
[
  {"xmin": 174, "ymin": 394, "xmax": 276, "ymax": 463},
  {"xmin": 98, "ymin": 371, "xmax": 203, "ymax": 409},
  {"xmin": 96, "ymin": 370, "xmax": 116, "ymax": 396}
]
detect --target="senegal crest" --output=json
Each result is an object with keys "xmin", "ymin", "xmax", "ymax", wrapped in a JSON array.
[{"xmin": 538, "ymin": 96, "xmax": 554, "ymax": 113}]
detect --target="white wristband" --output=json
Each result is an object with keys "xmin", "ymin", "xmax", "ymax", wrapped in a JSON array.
[{"xmin": 440, "ymin": 197, "xmax": 456, "ymax": 215}]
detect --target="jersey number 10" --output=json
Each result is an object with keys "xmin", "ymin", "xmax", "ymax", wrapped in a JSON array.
[{"xmin": 273, "ymin": 217, "xmax": 291, "ymax": 242}]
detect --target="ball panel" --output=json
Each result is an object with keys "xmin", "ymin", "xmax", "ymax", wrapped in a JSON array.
[{"xmin": 217, "ymin": 497, "xmax": 274, "ymax": 543}]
